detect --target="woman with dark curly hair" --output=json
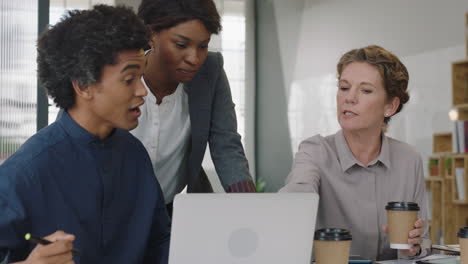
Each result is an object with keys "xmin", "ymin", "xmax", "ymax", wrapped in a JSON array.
[
  {"xmin": 132, "ymin": 0, "xmax": 256, "ymax": 216},
  {"xmin": 280, "ymin": 45, "xmax": 429, "ymax": 261},
  {"xmin": 0, "ymin": 5, "xmax": 170, "ymax": 264}
]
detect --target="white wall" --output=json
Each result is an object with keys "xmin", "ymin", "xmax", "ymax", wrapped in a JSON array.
[
  {"xmin": 294, "ymin": 0, "xmax": 468, "ymax": 81},
  {"xmin": 279, "ymin": 0, "xmax": 468, "ymax": 180}
]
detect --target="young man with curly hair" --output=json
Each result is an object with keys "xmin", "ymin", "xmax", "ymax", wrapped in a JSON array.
[{"xmin": 0, "ymin": 5, "xmax": 170, "ymax": 264}]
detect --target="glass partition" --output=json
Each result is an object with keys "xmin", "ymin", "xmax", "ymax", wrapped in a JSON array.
[{"xmin": 0, "ymin": 0, "xmax": 38, "ymax": 164}]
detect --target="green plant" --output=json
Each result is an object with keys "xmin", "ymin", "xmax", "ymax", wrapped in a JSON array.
[
  {"xmin": 428, "ymin": 159, "xmax": 439, "ymax": 176},
  {"xmin": 428, "ymin": 159, "xmax": 438, "ymax": 169},
  {"xmin": 255, "ymin": 177, "xmax": 267, "ymax": 193},
  {"xmin": 444, "ymin": 157, "xmax": 453, "ymax": 170}
]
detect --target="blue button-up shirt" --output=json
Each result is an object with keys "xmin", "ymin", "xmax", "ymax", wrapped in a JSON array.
[{"xmin": 0, "ymin": 112, "xmax": 170, "ymax": 263}]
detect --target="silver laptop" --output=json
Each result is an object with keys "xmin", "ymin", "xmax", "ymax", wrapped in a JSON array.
[{"xmin": 169, "ymin": 193, "xmax": 319, "ymax": 264}]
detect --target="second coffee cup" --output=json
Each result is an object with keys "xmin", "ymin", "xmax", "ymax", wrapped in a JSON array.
[
  {"xmin": 385, "ymin": 201, "xmax": 420, "ymax": 249},
  {"xmin": 313, "ymin": 228, "xmax": 352, "ymax": 264},
  {"xmin": 458, "ymin": 227, "xmax": 468, "ymax": 264}
]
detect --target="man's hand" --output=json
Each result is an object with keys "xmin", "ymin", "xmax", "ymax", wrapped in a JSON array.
[
  {"xmin": 382, "ymin": 218, "xmax": 424, "ymax": 257},
  {"xmin": 21, "ymin": 230, "xmax": 75, "ymax": 264}
]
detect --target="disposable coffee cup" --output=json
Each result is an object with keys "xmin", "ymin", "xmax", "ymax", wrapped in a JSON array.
[
  {"xmin": 385, "ymin": 202, "xmax": 419, "ymax": 249},
  {"xmin": 458, "ymin": 227, "xmax": 468, "ymax": 264},
  {"xmin": 313, "ymin": 228, "xmax": 352, "ymax": 264}
]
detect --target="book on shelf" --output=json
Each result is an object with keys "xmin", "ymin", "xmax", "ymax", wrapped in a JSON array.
[
  {"xmin": 453, "ymin": 121, "xmax": 459, "ymax": 152},
  {"xmin": 455, "ymin": 168, "xmax": 466, "ymax": 200},
  {"xmin": 452, "ymin": 120, "xmax": 468, "ymax": 153}
]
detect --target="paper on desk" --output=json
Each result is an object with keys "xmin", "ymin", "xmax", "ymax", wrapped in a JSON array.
[
  {"xmin": 375, "ymin": 259, "xmax": 416, "ymax": 264},
  {"xmin": 432, "ymin": 244, "xmax": 460, "ymax": 253},
  {"xmin": 376, "ymin": 254, "xmax": 457, "ymax": 264}
]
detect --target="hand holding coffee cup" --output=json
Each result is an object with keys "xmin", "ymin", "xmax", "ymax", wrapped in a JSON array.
[
  {"xmin": 385, "ymin": 202, "xmax": 421, "ymax": 251},
  {"xmin": 382, "ymin": 218, "xmax": 424, "ymax": 256},
  {"xmin": 313, "ymin": 228, "xmax": 352, "ymax": 264},
  {"xmin": 458, "ymin": 227, "xmax": 468, "ymax": 264}
]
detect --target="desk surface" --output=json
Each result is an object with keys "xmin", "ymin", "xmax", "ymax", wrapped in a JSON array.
[{"xmin": 375, "ymin": 254, "xmax": 459, "ymax": 264}]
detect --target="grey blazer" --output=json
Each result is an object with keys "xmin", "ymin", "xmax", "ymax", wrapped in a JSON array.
[{"xmin": 184, "ymin": 52, "xmax": 252, "ymax": 192}]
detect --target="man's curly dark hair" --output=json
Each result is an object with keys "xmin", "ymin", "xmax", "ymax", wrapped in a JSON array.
[
  {"xmin": 37, "ymin": 4, "xmax": 148, "ymax": 109},
  {"xmin": 138, "ymin": 0, "xmax": 222, "ymax": 35}
]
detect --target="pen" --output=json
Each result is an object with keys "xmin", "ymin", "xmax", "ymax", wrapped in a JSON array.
[{"xmin": 24, "ymin": 233, "xmax": 80, "ymax": 256}]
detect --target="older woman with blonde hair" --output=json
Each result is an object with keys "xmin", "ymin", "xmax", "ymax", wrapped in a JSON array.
[{"xmin": 280, "ymin": 45, "xmax": 429, "ymax": 261}]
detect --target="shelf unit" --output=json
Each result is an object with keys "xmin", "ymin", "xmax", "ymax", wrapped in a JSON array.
[
  {"xmin": 451, "ymin": 60, "xmax": 468, "ymax": 107},
  {"xmin": 425, "ymin": 177, "xmax": 443, "ymax": 244},
  {"xmin": 427, "ymin": 12, "xmax": 468, "ymax": 245},
  {"xmin": 423, "ymin": 12, "xmax": 468, "ymax": 246},
  {"xmin": 426, "ymin": 154, "xmax": 468, "ymax": 244},
  {"xmin": 433, "ymin": 133, "xmax": 453, "ymax": 154},
  {"xmin": 442, "ymin": 177, "xmax": 458, "ymax": 244},
  {"xmin": 452, "ymin": 155, "xmax": 468, "ymax": 204}
]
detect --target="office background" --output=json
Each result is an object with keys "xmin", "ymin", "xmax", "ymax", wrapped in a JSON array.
[{"xmin": 1, "ymin": 0, "xmax": 468, "ymax": 193}]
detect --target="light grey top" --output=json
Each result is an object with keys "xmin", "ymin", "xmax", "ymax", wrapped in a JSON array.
[{"xmin": 279, "ymin": 130, "xmax": 428, "ymax": 261}]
